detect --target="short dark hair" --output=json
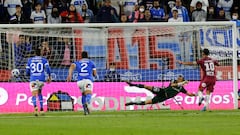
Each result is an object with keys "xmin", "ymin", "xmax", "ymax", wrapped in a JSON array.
[
  {"xmin": 35, "ymin": 48, "xmax": 41, "ymax": 56},
  {"xmin": 81, "ymin": 51, "xmax": 88, "ymax": 58},
  {"xmin": 202, "ymin": 48, "xmax": 210, "ymax": 55},
  {"xmin": 110, "ymin": 62, "xmax": 116, "ymax": 65}
]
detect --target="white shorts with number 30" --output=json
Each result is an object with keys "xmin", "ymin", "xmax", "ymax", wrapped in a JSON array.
[
  {"xmin": 77, "ymin": 79, "xmax": 93, "ymax": 93},
  {"xmin": 30, "ymin": 81, "xmax": 44, "ymax": 92}
]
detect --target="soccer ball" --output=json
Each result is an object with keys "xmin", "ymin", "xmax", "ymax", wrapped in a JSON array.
[{"xmin": 11, "ymin": 69, "xmax": 20, "ymax": 77}]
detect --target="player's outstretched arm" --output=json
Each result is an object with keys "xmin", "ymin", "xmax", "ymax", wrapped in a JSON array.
[{"xmin": 177, "ymin": 60, "xmax": 196, "ymax": 66}]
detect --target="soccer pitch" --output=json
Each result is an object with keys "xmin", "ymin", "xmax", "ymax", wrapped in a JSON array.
[{"xmin": 0, "ymin": 110, "xmax": 239, "ymax": 135}]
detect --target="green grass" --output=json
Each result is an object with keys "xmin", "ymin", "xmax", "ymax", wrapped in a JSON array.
[{"xmin": 0, "ymin": 110, "xmax": 240, "ymax": 135}]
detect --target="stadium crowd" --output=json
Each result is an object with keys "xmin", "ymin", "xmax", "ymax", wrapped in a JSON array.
[{"xmin": 0, "ymin": 0, "xmax": 239, "ymax": 24}]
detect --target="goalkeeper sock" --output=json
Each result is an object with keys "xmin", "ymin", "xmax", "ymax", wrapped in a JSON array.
[
  {"xmin": 85, "ymin": 94, "xmax": 92, "ymax": 104},
  {"xmin": 81, "ymin": 95, "xmax": 86, "ymax": 105},
  {"xmin": 125, "ymin": 101, "xmax": 146, "ymax": 106},
  {"xmin": 32, "ymin": 96, "xmax": 37, "ymax": 107},
  {"xmin": 38, "ymin": 94, "xmax": 43, "ymax": 110}
]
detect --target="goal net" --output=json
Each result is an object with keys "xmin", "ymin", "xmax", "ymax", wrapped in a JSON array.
[{"xmin": 0, "ymin": 22, "xmax": 238, "ymax": 113}]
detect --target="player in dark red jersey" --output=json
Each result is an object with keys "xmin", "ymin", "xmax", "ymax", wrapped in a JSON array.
[{"xmin": 178, "ymin": 48, "xmax": 219, "ymax": 111}]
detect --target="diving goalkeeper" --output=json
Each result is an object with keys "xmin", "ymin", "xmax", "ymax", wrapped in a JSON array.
[{"xmin": 125, "ymin": 75, "xmax": 196, "ymax": 106}]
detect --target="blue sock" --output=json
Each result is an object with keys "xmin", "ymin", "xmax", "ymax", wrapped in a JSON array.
[
  {"xmin": 85, "ymin": 94, "xmax": 92, "ymax": 104},
  {"xmin": 38, "ymin": 94, "xmax": 43, "ymax": 110},
  {"xmin": 82, "ymin": 95, "xmax": 86, "ymax": 105},
  {"xmin": 32, "ymin": 96, "xmax": 37, "ymax": 107}
]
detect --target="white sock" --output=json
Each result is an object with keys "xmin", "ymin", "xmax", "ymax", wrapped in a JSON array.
[
  {"xmin": 205, "ymin": 94, "xmax": 210, "ymax": 109},
  {"xmin": 198, "ymin": 91, "xmax": 203, "ymax": 99}
]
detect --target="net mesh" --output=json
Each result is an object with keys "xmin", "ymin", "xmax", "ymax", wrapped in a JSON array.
[{"xmin": 0, "ymin": 23, "xmax": 237, "ymax": 112}]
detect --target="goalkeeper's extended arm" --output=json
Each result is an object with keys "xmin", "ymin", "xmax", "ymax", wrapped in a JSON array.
[{"xmin": 126, "ymin": 81, "xmax": 145, "ymax": 88}]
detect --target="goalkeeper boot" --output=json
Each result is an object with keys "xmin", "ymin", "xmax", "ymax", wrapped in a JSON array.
[
  {"xmin": 34, "ymin": 107, "xmax": 38, "ymax": 116},
  {"xmin": 198, "ymin": 97, "xmax": 204, "ymax": 106}
]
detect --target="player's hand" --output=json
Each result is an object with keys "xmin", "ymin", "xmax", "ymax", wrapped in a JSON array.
[
  {"xmin": 46, "ymin": 77, "xmax": 51, "ymax": 84},
  {"xmin": 176, "ymin": 60, "xmax": 183, "ymax": 64},
  {"xmin": 125, "ymin": 81, "xmax": 133, "ymax": 86},
  {"xmin": 66, "ymin": 75, "xmax": 72, "ymax": 82}
]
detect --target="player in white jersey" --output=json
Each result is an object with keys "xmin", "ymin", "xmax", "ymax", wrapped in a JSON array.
[
  {"xmin": 30, "ymin": 3, "xmax": 46, "ymax": 24},
  {"xmin": 4, "ymin": 0, "xmax": 22, "ymax": 16},
  {"xmin": 67, "ymin": 51, "xmax": 97, "ymax": 115},
  {"xmin": 26, "ymin": 48, "xmax": 51, "ymax": 116}
]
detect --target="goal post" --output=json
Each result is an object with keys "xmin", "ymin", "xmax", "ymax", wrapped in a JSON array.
[{"xmin": 0, "ymin": 22, "xmax": 238, "ymax": 113}]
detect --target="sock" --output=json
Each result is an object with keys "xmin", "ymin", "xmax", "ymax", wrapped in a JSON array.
[
  {"xmin": 82, "ymin": 95, "xmax": 86, "ymax": 105},
  {"xmin": 205, "ymin": 94, "xmax": 210, "ymax": 109},
  {"xmin": 198, "ymin": 91, "xmax": 203, "ymax": 99},
  {"xmin": 32, "ymin": 96, "xmax": 37, "ymax": 108},
  {"xmin": 38, "ymin": 94, "xmax": 43, "ymax": 110},
  {"xmin": 85, "ymin": 94, "xmax": 92, "ymax": 104}
]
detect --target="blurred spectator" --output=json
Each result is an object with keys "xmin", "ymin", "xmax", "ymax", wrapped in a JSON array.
[
  {"xmin": 70, "ymin": 0, "xmax": 88, "ymax": 13},
  {"xmin": 55, "ymin": 0, "xmax": 71, "ymax": 13},
  {"xmin": 215, "ymin": 8, "xmax": 229, "ymax": 21},
  {"xmin": 60, "ymin": 37, "xmax": 74, "ymax": 66},
  {"xmin": 120, "ymin": 13, "xmax": 128, "ymax": 22},
  {"xmin": 149, "ymin": 0, "xmax": 166, "ymax": 21},
  {"xmin": 22, "ymin": 0, "xmax": 33, "ymax": 23},
  {"xmin": 166, "ymin": 0, "xmax": 175, "ymax": 13},
  {"xmin": 139, "ymin": 9, "xmax": 155, "ymax": 22},
  {"xmin": 4, "ymin": 0, "xmax": 23, "ymax": 17},
  {"xmin": 208, "ymin": 0, "xmax": 218, "ymax": 7},
  {"xmin": 14, "ymin": 35, "xmax": 32, "ymax": 69},
  {"xmin": 191, "ymin": 1, "xmax": 207, "ymax": 22},
  {"xmin": 60, "ymin": 4, "xmax": 84, "ymax": 23},
  {"xmin": 30, "ymin": 3, "xmax": 46, "ymax": 24},
  {"xmin": 231, "ymin": 11, "xmax": 240, "ymax": 27},
  {"xmin": 217, "ymin": 0, "xmax": 233, "ymax": 20},
  {"xmin": 169, "ymin": 0, "xmax": 190, "ymax": 22},
  {"xmin": 190, "ymin": 0, "xmax": 209, "ymax": 12},
  {"xmin": 96, "ymin": 0, "xmax": 119, "ymax": 23},
  {"xmin": 207, "ymin": 5, "xmax": 217, "ymax": 21},
  {"xmin": 104, "ymin": 62, "xmax": 121, "ymax": 82},
  {"xmin": 0, "ymin": 0, "xmax": 6, "ymax": 23},
  {"xmin": 9, "ymin": 5, "xmax": 28, "ymax": 24},
  {"xmin": 168, "ymin": 7, "xmax": 183, "ymax": 22},
  {"xmin": 47, "ymin": 7, "xmax": 62, "ymax": 23},
  {"xmin": 122, "ymin": 0, "xmax": 138, "ymax": 16},
  {"xmin": 79, "ymin": 3, "xmax": 94, "ymax": 23},
  {"xmin": 40, "ymin": 40, "xmax": 51, "ymax": 60},
  {"xmin": 0, "ymin": 33, "xmax": 9, "ymax": 69},
  {"xmin": 44, "ymin": 0, "xmax": 55, "ymax": 17},
  {"xmin": 140, "ymin": 0, "xmax": 153, "ymax": 10},
  {"xmin": 33, "ymin": 0, "xmax": 44, "ymax": 6},
  {"xmin": 128, "ymin": 4, "xmax": 145, "ymax": 23}
]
